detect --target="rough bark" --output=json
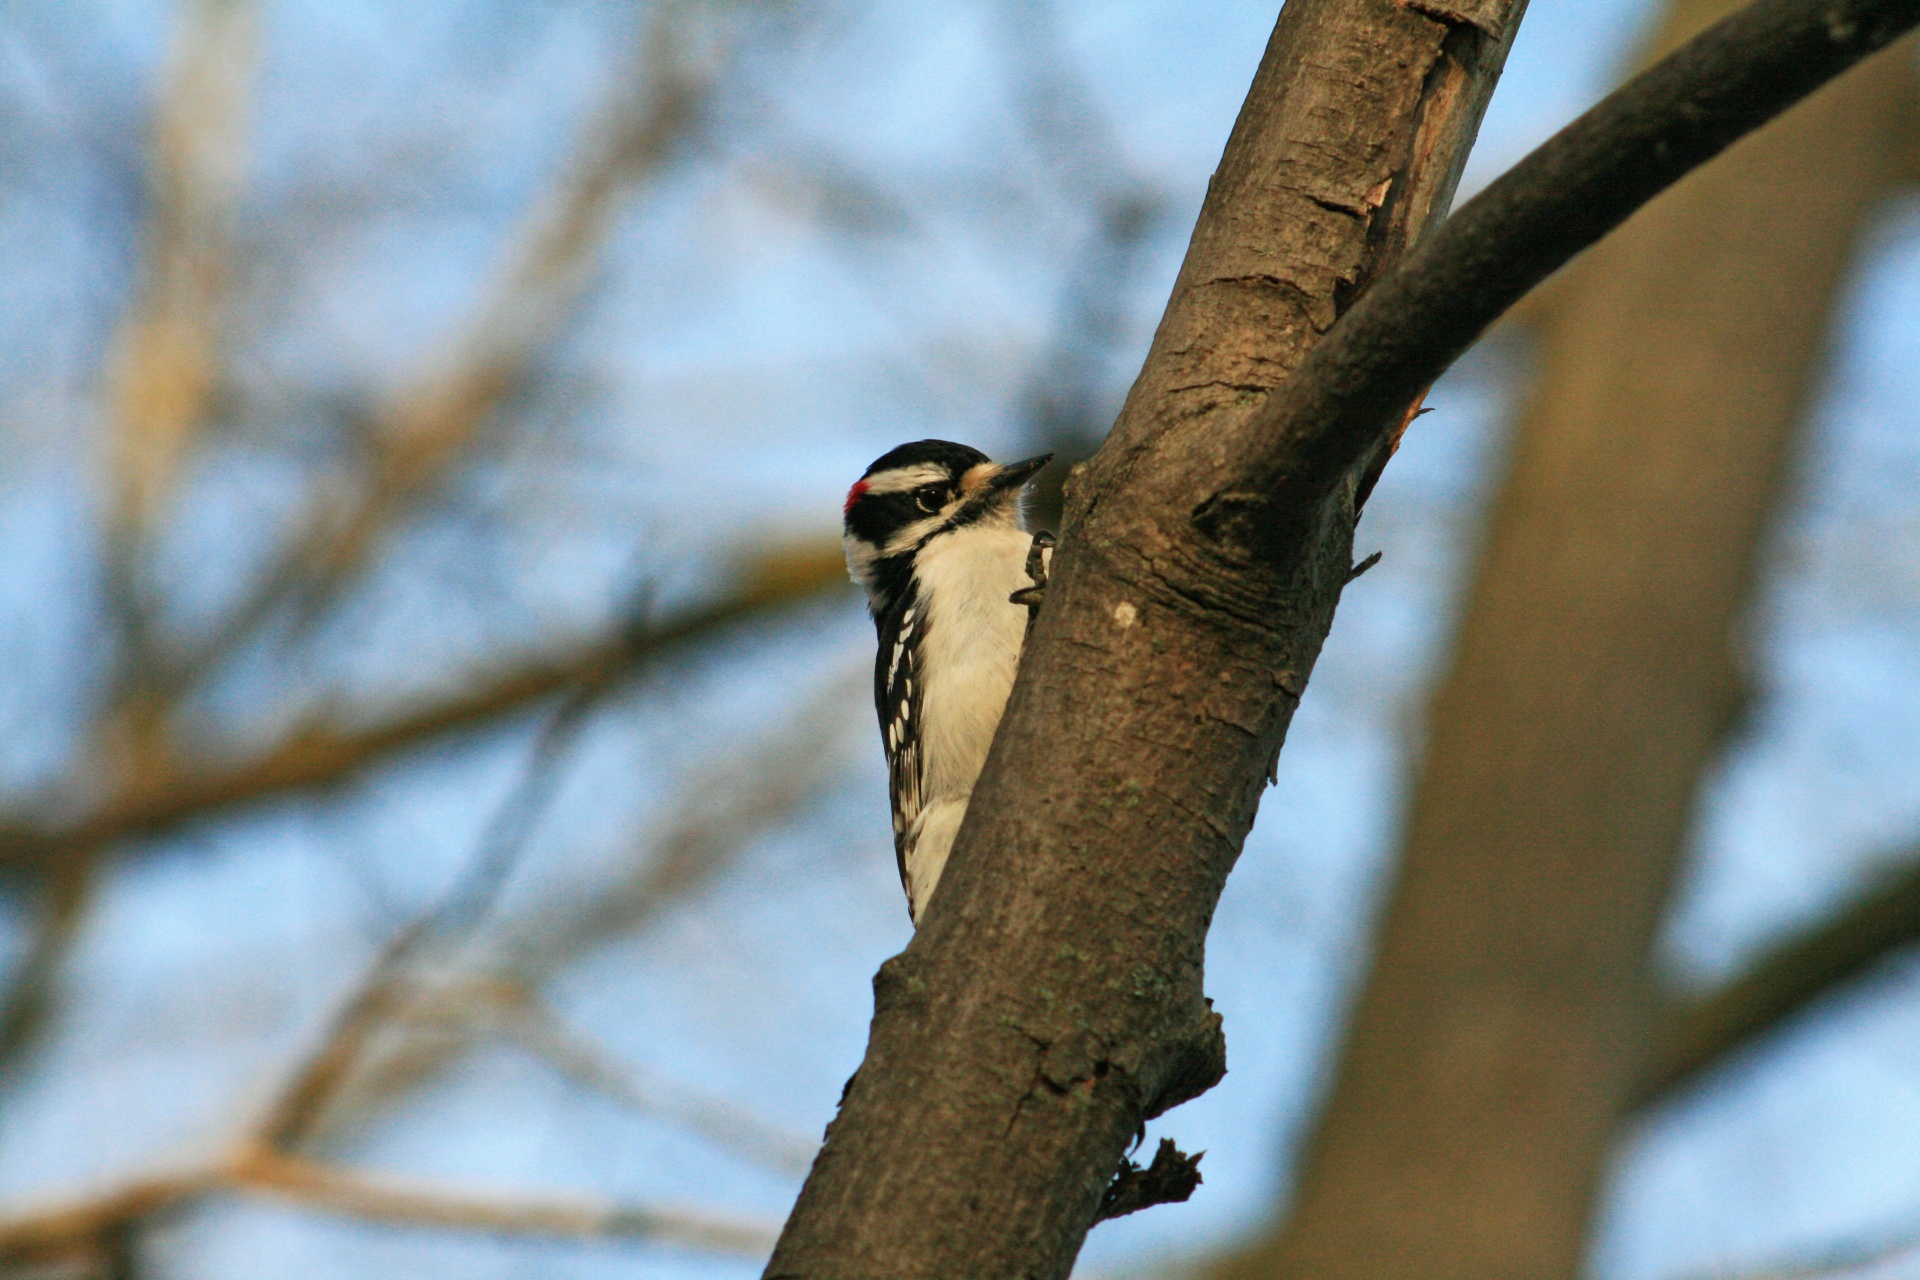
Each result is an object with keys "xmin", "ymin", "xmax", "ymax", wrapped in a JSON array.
[
  {"xmin": 764, "ymin": 0, "xmax": 1920, "ymax": 1275},
  {"xmin": 1217, "ymin": 13, "xmax": 1920, "ymax": 1280},
  {"xmin": 769, "ymin": 0, "xmax": 1529, "ymax": 1274}
]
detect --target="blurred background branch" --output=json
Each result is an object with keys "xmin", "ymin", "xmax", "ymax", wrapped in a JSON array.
[
  {"xmin": 1640, "ymin": 843, "xmax": 1920, "ymax": 1107},
  {"xmin": 201, "ymin": 0, "xmax": 730, "ymax": 655},
  {"xmin": 2, "ymin": 0, "xmax": 1919, "ymax": 1276},
  {"xmin": 104, "ymin": 0, "xmax": 260, "ymax": 664},
  {"xmin": 0, "ymin": 1150, "xmax": 778, "ymax": 1271},
  {"xmin": 1208, "ymin": 2, "xmax": 1920, "ymax": 1276}
]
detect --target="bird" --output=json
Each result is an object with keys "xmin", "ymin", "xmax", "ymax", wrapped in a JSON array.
[{"xmin": 842, "ymin": 439, "xmax": 1053, "ymax": 924}]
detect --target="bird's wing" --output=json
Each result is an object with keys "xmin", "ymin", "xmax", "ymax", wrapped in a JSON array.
[{"xmin": 873, "ymin": 591, "xmax": 925, "ymax": 899}]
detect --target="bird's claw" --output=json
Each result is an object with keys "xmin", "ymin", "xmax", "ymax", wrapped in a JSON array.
[
  {"xmin": 1023, "ymin": 529, "xmax": 1055, "ymax": 581},
  {"xmin": 1010, "ymin": 530, "xmax": 1056, "ymax": 637}
]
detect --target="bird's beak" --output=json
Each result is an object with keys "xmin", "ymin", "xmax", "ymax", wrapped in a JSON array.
[{"xmin": 985, "ymin": 454, "xmax": 1053, "ymax": 494}]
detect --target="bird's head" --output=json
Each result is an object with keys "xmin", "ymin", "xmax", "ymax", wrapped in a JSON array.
[{"xmin": 842, "ymin": 439, "xmax": 1051, "ymax": 602}]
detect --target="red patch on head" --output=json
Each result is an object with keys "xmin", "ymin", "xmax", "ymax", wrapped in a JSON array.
[{"xmin": 843, "ymin": 479, "xmax": 869, "ymax": 517}]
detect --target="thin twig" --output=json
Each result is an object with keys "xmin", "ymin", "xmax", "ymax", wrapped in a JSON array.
[
  {"xmin": 255, "ymin": 671, "xmax": 617, "ymax": 1151},
  {"xmin": 1664, "ymin": 1215, "xmax": 1920, "ymax": 1280},
  {"xmin": 105, "ymin": 0, "xmax": 259, "ymax": 545},
  {"xmin": 494, "ymin": 662, "xmax": 864, "ymax": 976},
  {"xmin": 290, "ymin": 24, "xmax": 699, "ymax": 602},
  {"xmin": 1091, "ymin": 1138, "xmax": 1203, "ymax": 1224},
  {"xmin": 98, "ymin": 0, "xmax": 262, "ymax": 795},
  {"xmin": 0, "ymin": 1153, "xmax": 778, "ymax": 1265},
  {"xmin": 991, "ymin": 0, "xmax": 1168, "ymax": 529},
  {"xmin": 228, "ymin": 1146, "xmax": 778, "ymax": 1255},
  {"xmin": 159, "ymin": 0, "xmax": 727, "ymax": 697},
  {"xmin": 423, "ymin": 676, "xmax": 612, "ymax": 945},
  {"xmin": 335, "ymin": 665, "xmax": 862, "ymax": 1127},
  {"xmin": 0, "ymin": 860, "xmax": 97, "ymax": 1078},
  {"xmin": 0, "ymin": 542, "xmax": 846, "ymax": 877},
  {"xmin": 493, "ymin": 993, "xmax": 817, "ymax": 1177}
]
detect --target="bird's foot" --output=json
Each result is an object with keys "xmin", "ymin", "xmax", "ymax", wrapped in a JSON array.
[{"xmin": 1009, "ymin": 531, "xmax": 1056, "ymax": 636}]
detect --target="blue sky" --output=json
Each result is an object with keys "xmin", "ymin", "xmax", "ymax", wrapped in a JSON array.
[{"xmin": 2, "ymin": 2, "xmax": 1919, "ymax": 1277}]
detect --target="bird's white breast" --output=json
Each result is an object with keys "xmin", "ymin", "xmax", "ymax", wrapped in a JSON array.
[{"xmin": 911, "ymin": 521, "xmax": 1033, "ymax": 806}]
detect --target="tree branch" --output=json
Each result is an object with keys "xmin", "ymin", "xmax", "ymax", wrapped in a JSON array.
[
  {"xmin": 0, "ymin": 674, "xmax": 787, "ymax": 1269},
  {"xmin": 1091, "ymin": 1139, "xmax": 1204, "ymax": 1224},
  {"xmin": 763, "ymin": 0, "xmax": 1920, "ymax": 1275},
  {"xmin": 1215, "ymin": 11, "xmax": 1920, "ymax": 1273},
  {"xmin": 0, "ymin": 543, "xmax": 845, "ymax": 876},
  {"xmin": 1638, "ymin": 851, "xmax": 1920, "ymax": 1107},
  {"xmin": 305, "ymin": 668, "xmax": 860, "ymax": 1143},
  {"xmin": 1662, "ymin": 1214, "xmax": 1920, "ymax": 1280},
  {"xmin": 228, "ymin": 1146, "xmax": 778, "ymax": 1254},
  {"xmin": 0, "ymin": 1152, "xmax": 779, "ymax": 1268},
  {"xmin": 493, "ymin": 663, "xmax": 862, "ymax": 976},
  {"xmin": 489, "ymin": 994, "xmax": 818, "ymax": 1177},
  {"xmin": 0, "ymin": 544, "xmax": 840, "ymax": 1092},
  {"xmin": 143, "ymin": 0, "xmax": 725, "ymax": 708},
  {"xmin": 288, "ymin": 0, "xmax": 715, "ymax": 609},
  {"xmin": 1233, "ymin": 0, "xmax": 1920, "ymax": 510},
  {"xmin": 0, "ymin": 1169, "xmax": 218, "ymax": 1269},
  {"xmin": 765, "ymin": 0, "xmax": 1532, "ymax": 1269},
  {"xmin": 100, "ymin": 0, "xmax": 262, "ymax": 784},
  {"xmin": 256, "ymin": 667, "xmax": 630, "ymax": 1153},
  {"xmin": 106, "ymin": 0, "xmax": 258, "ymax": 542},
  {"xmin": 0, "ymin": 861, "xmax": 96, "ymax": 1077}
]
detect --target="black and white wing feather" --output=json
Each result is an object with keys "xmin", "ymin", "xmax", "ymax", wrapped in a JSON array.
[{"xmin": 873, "ymin": 591, "xmax": 925, "ymax": 896}]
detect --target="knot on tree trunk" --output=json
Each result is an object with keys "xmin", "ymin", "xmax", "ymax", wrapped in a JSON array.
[
  {"xmin": 1140, "ymin": 1001, "xmax": 1227, "ymax": 1119},
  {"xmin": 1184, "ymin": 479, "xmax": 1356, "ymax": 600},
  {"xmin": 870, "ymin": 952, "xmax": 932, "ymax": 1015},
  {"xmin": 1189, "ymin": 490, "xmax": 1283, "ymax": 564}
]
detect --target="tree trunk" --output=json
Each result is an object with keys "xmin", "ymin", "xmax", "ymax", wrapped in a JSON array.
[
  {"xmin": 1215, "ymin": 14, "xmax": 1920, "ymax": 1280},
  {"xmin": 759, "ymin": 0, "xmax": 1919, "ymax": 1271},
  {"xmin": 765, "ymin": 0, "xmax": 1528, "ymax": 1275}
]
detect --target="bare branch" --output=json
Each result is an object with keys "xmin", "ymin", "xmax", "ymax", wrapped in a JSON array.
[
  {"xmin": 0, "ymin": 862, "xmax": 97, "ymax": 1079},
  {"xmin": 495, "ymin": 661, "xmax": 863, "ymax": 976},
  {"xmin": 97, "ymin": 0, "xmax": 262, "ymax": 784},
  {"xmin": 0, "ymin": 1169, "xmax": 219, "ymax": 1268},
  {"xmin": 763, "ymin": 0, "xmax": 1534, "ymax": 1262},
  {"xmin": 1664, "ymin": 1217, "xmax": 1920, "ymax": 1280},
  {"xmin": 0, "ymin": 1152, "xmax": 779, "ymax": 1266},
  {"xmin": 107, "ymin": 0, "xmax": 259, "ymax": 542},
  {"xmin": 765, "ymin": 0, "xmax": 1920, "ymax": 1273},
  {"xmin": 227, "ymin": 1146, "xmax": 778, "ymax": 1255},
  {"xmin": 294, "ymin": 1, "xmax": 714, "ymax": 603},
  {"xmin": 1638, "ymin": 851, "xmax": 1920, "ymax": 1107},
  {"xmin": 493, "ymin": 994, "xmax": 818, "ymax": 1177},
  {"xmin": 331, "ymin": 667, "xmax": 861, "ymax": 1139},
  {"xmin": 1236, "ymin": 0, "xmax": 1920, "ymax": 513},
  {"xmin": 0, "ymin": 542, "xmax": 846, "ymax": 876},
  {"xmin": 251, "ymin": 940, "xmax": 421, "ymax": 1154},
  {"xmin": 0, "ymin": 572, "xmax": 848, "ymax": 1262},
  {"xmin": 162, "ymin": 0, "xmax": 732, "ymax": 697},
  {"xmin": 256, "ymin": 671, "xmax": 619, "ymax": 1152},
  {"xmin": 989, "ymin": 0, "xmax": 1169, "ymax": 528},
  {"xmin": 1091, "ymin": 1139, "xmax": 1203, "ymax": 1224}
]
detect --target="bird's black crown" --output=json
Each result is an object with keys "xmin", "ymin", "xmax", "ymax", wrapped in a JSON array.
[
  {"xmin": 860, "ymin": 439, "xmax": 988, "ymax": 481},
  {"xmin": 842, "ymin": 439, "xmax": 988, "ymax": 547}
]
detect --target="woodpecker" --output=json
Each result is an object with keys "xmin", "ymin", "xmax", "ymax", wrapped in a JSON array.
[{"xmin": 843, "ymin": 440, "xmax": 1053, "ymax": 924}]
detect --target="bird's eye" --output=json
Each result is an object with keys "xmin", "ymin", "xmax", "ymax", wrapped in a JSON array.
[{"xmin": 915, "ymin": 486, "xmax": 946, "ymax": 513}]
